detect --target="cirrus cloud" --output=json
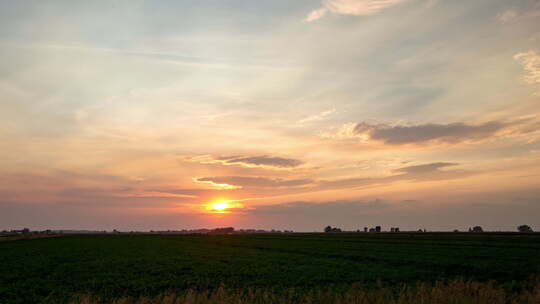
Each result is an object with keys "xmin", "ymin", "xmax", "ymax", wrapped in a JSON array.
[
  {"xmin": 196, "ymin": 176, "xmax": 315, "ymax": 189},
  {"xmin": 305, "ymin": 0, "xmax": 410, "ymax": 21},
  {"xmin": 185, "ymin": 155, "xmax": 303, "ymax": 169},
  {"xmin": 393, "ymin": 162, "xmax": 458, "ymax": 174},
  {"xmin": 514, "ymin": 51, "xmax": 540, "ymax": 95},
  {"xmin": 195, "ymin": 162, "xmax": 471, "ymax": 192}
]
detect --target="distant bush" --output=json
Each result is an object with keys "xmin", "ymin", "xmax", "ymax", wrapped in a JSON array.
[
  {"xmin": 324, "ymin": 225, "xmax": 342, "ymax": 233},
  {"xmin": 518, "ymin": 225, "xmax": 533, "ymax": 233},
  {"xmin": 470, "ymin": 226, "xmax": 484, "ymax": 233}
]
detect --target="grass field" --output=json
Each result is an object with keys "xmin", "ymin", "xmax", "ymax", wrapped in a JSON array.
[{"xmin": 1, "ymin": 233, "xmax": 539, "ymax": 303}]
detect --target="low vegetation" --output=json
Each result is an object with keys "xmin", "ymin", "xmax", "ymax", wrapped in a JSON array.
[
  {"xmin": 1, "ymin": 233, "xmax": 539, "ymax": 303},
  {"xmin": 71, "ymin": 279, "xmax": 540, "ymax": 304}
]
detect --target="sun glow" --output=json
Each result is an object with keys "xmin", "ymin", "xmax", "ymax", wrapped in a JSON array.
[
  {"xmin": 206, "ymin": 200, "xmax": 234, "ymax": 213},
  {"xmin": 204, "ymin": 199, "xmax": 245, "ymax": 214},
  {"xmin": 211, "ymin": 201, "xmax": 229, "ymax": 211}
]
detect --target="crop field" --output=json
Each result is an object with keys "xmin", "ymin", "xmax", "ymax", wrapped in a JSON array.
[{"xmin": 1, "ymin": 233, "xmax": 540, "ymax": 303}]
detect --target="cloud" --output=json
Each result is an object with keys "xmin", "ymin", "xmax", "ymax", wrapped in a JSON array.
[
  {"xmin": 318, "ymin": 162, "xmax": 471, "ymax": 189},
  {"xmin": 196, "ymin": 162, "xmax": 471, "ymax": 192},
  {"xmin": 305, "ymin": 7, "xmax": 329, "ymax": 22},
  {"xmin": 305, "ymin": 0, "xmax": 410, "ymax": 21},
  {"xmin": 299, "ymin": 108, "xmax": 336, "ymax": 124},
  {"xmin": 223, "ymin": 156, "xmax": 303, "ymax": 168},
  {"xmin": 497, "ymin": 3, "xmax": 540, "ymax": 25},
  {"xmin": 186, "ymin": 155, "xmax": 303, "ymax": 169},
  {"xmin": 196, "ymin": 176, "xmax": 315, "ymax": 189},
  {"xmin": 393, "ymin": 162, "xmax": 458, "ymax": 174},
  {"xmin": 323, "ymin": 120, "xmax": 510, "ymax": 145},
  {"xmin": 60, "ymin": 188, "xmax": 196, "ymax": 199},
  {"xmin": 514, "ymin": 51, "xmax": 540, "ymax": 93},
  {"xmin": 356, "ymin": 121, "xmax": 507, "ymax": 145},
  {"xmin": 497, "ymin": 9, "xmax": 519, "ymax": 24}
]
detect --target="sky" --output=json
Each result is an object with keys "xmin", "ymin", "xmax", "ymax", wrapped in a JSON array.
[{"xmin": 1, "ymin": 0, "xmax": 540, "ymax": 232}]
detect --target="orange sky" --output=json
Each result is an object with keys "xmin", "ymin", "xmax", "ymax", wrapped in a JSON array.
[{"xmin": 1, "ymin": 0, "xmax": 540, "ymax": 231}]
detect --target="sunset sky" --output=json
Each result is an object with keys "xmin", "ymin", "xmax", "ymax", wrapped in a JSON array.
[{"xmin": 1, "ymin": 0, "xmax": 540, "ymax": 232}]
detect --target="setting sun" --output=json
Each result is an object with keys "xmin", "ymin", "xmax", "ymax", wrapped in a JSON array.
[
  {"xmin": 206, "ymin": 200, "xmax": 235, "ymax": 214},
  {"xmin": 211, "ymin": 202, "xmax": 229, "ymax": 211},
  {"xmin": 205, "ymin": 200, "xmax": 245, "ymax": 214}
]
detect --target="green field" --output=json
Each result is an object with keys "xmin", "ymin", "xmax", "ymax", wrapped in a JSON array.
[{"xmin": 1, "ymin": 233, "xmax": 539, "ymax": 303}]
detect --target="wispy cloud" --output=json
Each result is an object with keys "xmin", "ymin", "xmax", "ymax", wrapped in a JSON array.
[
  {"xmin": 196, "ymin": 176, "xmax": 315, "ymax": 189},
  {"xmin": 514, "ymin": 51, "xmax": 540, "ymax": 95},
  {"xmin": 299, "ymin": 108, "xmax": 336, "ymax": 124},
  {"xmin": 185, "ymin": 155, "xmax": 303, "ymax": 169},
  {"xmin": 196, "ymin": 162, "xmax": 472, "ymax": 192},
  {"xmin": 305, "ymin": 0, "xmax": 410, "ymax": 21},
  {"xmin": 497, "ymin": 3, "xmax": 540, "ymax": 25},
  {"xmin": 305, "ymin": 7, "xmax": 329, "ymax": 22},
  {"xmin": 393, "ymin": 162, "xmax": 458, "ymax": 174},
  {"xmin": 497, "ymin": 9, "xmax": 519, "ymax": 24}
]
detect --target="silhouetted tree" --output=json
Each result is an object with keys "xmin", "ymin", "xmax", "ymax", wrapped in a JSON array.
[
  {"xmin": 471, "ymin": 226, "xmax": 483, "ymax": 232},
  {"xmin": 375, "ymin": 226, "xmax": 381, "ymax": 233},
  {"xmin": 324, "ymin": 225, "xmax": 342, "ymax": 233},
  {"xmin": 517, "ymin": 225, "xmax": 533, "ymax": 233},
  {"xmin": 210, "ymin": 227, "xmax": 235, "ymax": 234}
]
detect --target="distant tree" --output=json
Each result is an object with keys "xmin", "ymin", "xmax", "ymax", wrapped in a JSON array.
[
  {"xmin": 331, "ymin": 227, "xmax": 342, "ymax": 233},
  {"xmin": 517, "ymin": 225, "xmax": 533, "ymax": 233},
  {"xmin": 471, "ymin": 226, "xmax": 483, "ymax": 233},
  {"xmin": 364, "ymin": 227, "xmax": 368, "ymax": 233},
  {"xmin": 210, "ymin": 227, "xmax": 234, "ymax": 234},
  {"xmin": 453, "ymin": 229, "xmax": 459, "ymax": 233},
  {"xmin": 375, "ymin": 226, "xmax": 381, "ymax": 233},
  {"xmin": 324, "ymin": 225, "xmax": 332, "ymax": 233}
]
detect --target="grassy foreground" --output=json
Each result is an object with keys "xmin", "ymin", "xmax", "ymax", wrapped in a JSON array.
[
  {"xmin": 71, "ymin": 280, "xmax": 540, "ymax": 304},
  {"xmin": 1, "ymin": 233, "xmax": 540, "ymax": 303}
]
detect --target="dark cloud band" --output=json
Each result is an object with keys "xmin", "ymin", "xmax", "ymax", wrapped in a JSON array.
[{"xmin": 354, "ymin": 121, "xmax": 505, "ymax": 145}]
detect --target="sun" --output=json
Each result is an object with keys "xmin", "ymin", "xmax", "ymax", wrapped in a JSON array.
[
  {"xmin": 206, "ymin": 200, "xmax": 232, "ymax": 213},
  {"xmin": 205, "ymin": 199, "xmax": 244, "ymax": 214},
  {"xmin": 211, "ymin": 201, "xmax": 229, "ymax": 211}
]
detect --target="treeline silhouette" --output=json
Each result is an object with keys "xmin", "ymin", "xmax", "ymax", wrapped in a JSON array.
[{"xmin": 323, "ymin": 225, "xmax": 535, "ymax": 233}]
